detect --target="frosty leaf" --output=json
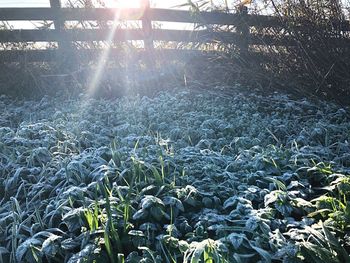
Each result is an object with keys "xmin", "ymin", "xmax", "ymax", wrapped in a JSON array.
[
  {"xmin": 164, "ymin": 224, "xmax": 181, "ymax": 238},
  {"xmin": 177, "ymin": 240, "xmax": 189, "ymax": 253},
  {"xmin": 61, "ymin": 238, "xmax": 81, "ymax": 250},
  {"xmin": 62, "ymin": 208, "xmax": 85, "ymax": 232},
  {"xmin": 184, "ymin": 196, "xmax": 198, "ymax": 207},
  {"xmin": 0, "ymin": 247, "xmax": 9, "ymax": 254},
  {"xmin": 16, "ymin": 238, "xmax": 42, "ymax": 262},
  {"xmin": 251, "ymin": 245, "xmax": 272, "ymax": 263},
  {"xmin": 163, "ymin": 196, "xmax": 185, "ymax": 212},
  {"xmin": 128, "ymin": 230, "xmax": 145, "ymax": 237},
  {"xmin": 141, "ymin": 195, "xmax": 164, "ymax": 210},
  {"xmin": 62, "ymin": 208, "xmax": 85, "ymax": 221},
  {"xmin": 223, "ymin": 196, "xmax": 238, "ymax": 209},
  {"xmin": 139, "ymin": 222, "xmax": 158, "ymax": 231},
  {"xmin": 227, "ymin": 233, "xmax": 245, "ymax": 249},
  {"xmin": 67, "ymin": 244, "xmax": 96, "ymax": 263},
  {"xmin": 150, "ymin": 206, "xmax": 164, "ymax": 221},
  {"xmin": 132, "ymin": 209, "xmax": 149, "ymax": 221},
  {"xmin": 41, "ymin": 234, "xmax": 62, "ymax": 257},
  {"xmin": 293, "ymin": 198, "xmax": 313, "ymax": 208},
  {"xmin": 245, "ymin": 217, "xmax": 258, "ymax": 231},
  {"xmin": 275, "ymin": 203, "xmax": 293, "ymax": 216},
  {"xmin": 264, "ymin": 192, "xmax": 278, "ymax": 207}
]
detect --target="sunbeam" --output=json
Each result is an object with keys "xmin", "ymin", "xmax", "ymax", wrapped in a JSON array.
[
  {"xmin": 84, "ymin": 1, "xmax": 145, "ymax": 99},
  {"xmin": 85, "ymin": 10, "xmax": 120, "ymax": 98}
]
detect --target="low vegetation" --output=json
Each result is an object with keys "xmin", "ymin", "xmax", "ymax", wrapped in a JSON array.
[{"xmin": 0, "ymin": 87, "xmax": 349, "ymax": 262}]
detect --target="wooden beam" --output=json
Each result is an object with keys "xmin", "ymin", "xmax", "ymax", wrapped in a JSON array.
[
  {"xmin": 49, "ymin": 0, "xmax": 72, "ymax": 53},
  {"xmin": 0, "ymin": 29, "xmax": 238, "ymax": 43},
  {"xmin": 0, "ymin": 48, "xmax": 271, "ymax": 63},
  {"xmin": 0, "ymin": 29, "xmax": 144, "ymax": 42},
  {"xmin": 0, "ymin": 8, "xmax": 145, "ymax": 21},
  {"xmin": 0, "ymin": 8, "xmax": 278, "ymax": 26},
  {"xmin": 1, "ymin": 28, "xmax": 349, "ymax": 47},
  {"xmin": 236, "ymin": 6, "xmax": 249, "ymax": 56},
  {"xmin": 141, "ymin": 0, "xmax": 154, "ymax": 51},
  {"xmin": 49, "ymin": 1, "xmax": 64, "ymax": 31},
  {"xmin": 1, "ymin": 7, "xmax": 349, "ymax": 31}
]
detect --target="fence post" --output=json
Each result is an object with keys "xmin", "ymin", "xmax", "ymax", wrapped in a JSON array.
[
  {"xmin": 237, "ymin": 6, "xmax": 249, "ymax": 58},
  {"xmin": 49, "ymin": 0, "xmax": 66, "ymax": 50},
  {"xmin": 141, "ymin": 0, "xmax": 155, "ymax": 94},
  {"xmin": 50, "ymin": 0, "xmax": 77, "ymax": 77},
  {"xmin": 141, "ymin": 0, "xmax": 154, "ymax": 53},
  {"xmin": 49, "ymin": 0, "xmax": 75, "ymax": 71}
]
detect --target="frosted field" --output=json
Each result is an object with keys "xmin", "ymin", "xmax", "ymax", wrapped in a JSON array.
[{"xmin": 0, "ymin": 87, "xmax": 349, "ymax": 262}]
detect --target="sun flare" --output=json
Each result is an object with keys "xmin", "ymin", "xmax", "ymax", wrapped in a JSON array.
[{"xmin": 105, "ymin": 0, "xmax": 141, "ymax": 8}]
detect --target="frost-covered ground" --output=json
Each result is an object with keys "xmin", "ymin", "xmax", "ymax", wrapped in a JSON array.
[{"xmin": 0, "ymin": 87, "xmax": 349, "ymax": 263}]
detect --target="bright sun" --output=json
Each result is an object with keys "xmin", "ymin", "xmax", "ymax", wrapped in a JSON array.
[{"xmin": 105, "ymin": 0, "xmax": 141, "ymax": 8}]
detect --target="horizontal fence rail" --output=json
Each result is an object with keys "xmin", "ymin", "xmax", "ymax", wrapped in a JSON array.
[
  {"xmin": 0, "ymin": 3, "xmax": 349, "ymax": 63},
  {"xmin": 1, "ymin": 8, "xmax": 349, "ymax": 29},
  {"xmin": 1, "ymin": 29, "xmax": 349, "ymax": 46}
]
